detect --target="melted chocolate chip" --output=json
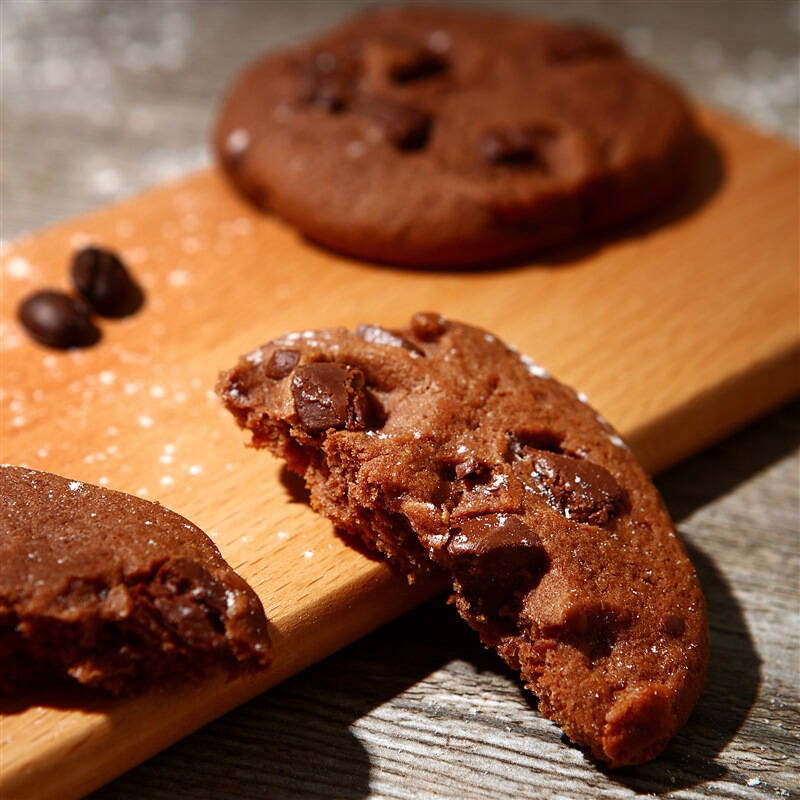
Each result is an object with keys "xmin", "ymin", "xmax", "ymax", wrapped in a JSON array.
[
  {"xmin": 391, "ymin": 48, "xmax": 447, "ymax": 82},
  {"xmin": 545, "ymin": 25, "xmax": 621, "ymax": 62},
  {"xmin": 362, "ymin": 36, "xmax": 447, "ymax": 86},
  {"xmin": 661, "ymin": 613, "xmax": 686, "ymax": 638},
  {"xmin": 152, "ymin": 559, "xmax": 229, "ymax": 647},
  {"xmin": 355, "ymin": 324, "xmax": 422, "ymax": 354},
  {"xmin": 482, "ymin": 127, "xmax": 538, "ymax": 166},
  {"xmin": 17, "ymin": 290, "xmax": 100, "ymax": 349},
  {"xmin": 265, "ymin": 348, "xmax": 300, "ymax": 379},
  {"xmin": 298, "ymin": 52, "xmax": 357, "ymax": 112},
  {"xmin": 481, "ymin": 125, "xmax": 559, "ymax": 169},
  {"xmin": 529, "ymin": 451, "xmax": 622, "ymax": 525},
  {"xmin": 155, "ymin": 559, "xmax": 229, "ymax": 615},
  {"xmin": 71, "ymin": 246, "xmax": 142, "ymax": 317},
  {"xmin": 507, "ymin": 430, "xmax": 564, "ymax": 460},
  {"xmin": 410, "ymin": 311, "xmax": 447, "ymax": 341},
  {"xmin": 291, "ymin": 362, "xmax": 370, "ymax": 434},
  {"xmin": 447, "ymin": 514, "xmax": 547, "ymax": 616},
  {"xmin": 360, "ymin": 96, "xmax": 432, "ymax": 150}
]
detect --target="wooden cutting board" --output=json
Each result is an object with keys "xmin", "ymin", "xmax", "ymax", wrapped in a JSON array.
[{"xmin": 1, "ymin": 109, "xmax": 798, "ymax": 800}]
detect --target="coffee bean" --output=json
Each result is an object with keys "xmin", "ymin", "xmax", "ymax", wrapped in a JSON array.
[
  {"xmin": 17, "ymin": 290, "xmax": 100, "ymax": 349},
  {"xmin": 71, "ymin": 246, "xmax": 141, "ymax": 317},
  {"xmin": 291, "ymin": 362, "xmax": 370, "ymax": 434}
]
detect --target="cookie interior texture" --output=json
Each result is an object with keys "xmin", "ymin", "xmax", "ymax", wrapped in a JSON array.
[
  {"xmin": 215, "ymin": 5, "xmax": 695, "ymax": 267},
  {"xmin": 0, "ymin": 466, "xmax": 271, "ymax": 696},
  {"xmin": 218, "ymin": 313, "xmax": 709, "ymax": 766}
]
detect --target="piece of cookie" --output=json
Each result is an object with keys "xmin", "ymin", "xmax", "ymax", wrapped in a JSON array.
[
  {"xmin": 215, "ymin": 5, "xmax": 695, "ymax": 267},
  {"xmin": 0, "ymin": 466, "xmax": 271, "ymax": 696},
  {"xmin": 218, "ymin": 313, "xmax": 708, "ymax": 766}
]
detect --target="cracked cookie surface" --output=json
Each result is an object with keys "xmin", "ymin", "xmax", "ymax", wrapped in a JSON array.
[
  {"xmin": 219, "ymin": 313, "xmax": 708, "ymax": 766},
  {"xmin": 215, "ymin": 5, "xmax": 695, "ymax": 267},
  {"xmin": 0, "ymin": 466, "xmax": 271, "ymax": 696}
]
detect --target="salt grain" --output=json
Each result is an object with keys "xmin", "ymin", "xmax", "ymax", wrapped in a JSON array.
[
  {"xmin": 6, "ymin": 256, "xmax": 32, "ymax": 279},
  {"xmin": 168, "ymin": 269, "xmax": 190, "ymax": 287}
]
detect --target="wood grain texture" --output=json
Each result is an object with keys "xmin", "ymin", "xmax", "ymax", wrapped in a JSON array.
[{"xmin": 0, "ymin": 106, "xmax": 798, "ymax": 799}]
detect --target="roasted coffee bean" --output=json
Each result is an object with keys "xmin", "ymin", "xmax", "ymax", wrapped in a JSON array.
[
  {"xmin": 291, "ymin": 362, "xmax": 370, "ymax": 434},
  {"xmin": 17, "ymin": 290, "xmax": 100, "ymax": 349},
  {"xmin": 71, "ymin": 246, "xmax": 141, "ymax": 317},
  {"xmin": 529, "ymin": 450, "xmax": 622, "ymax": 524},
  {"xmin": 410, "ymin": 311, "xmax": 447, "ymax": 340},
  {"xmin": 265, "ymin": 348, "xmax": 301, "ymax": 379},
  {"xmin": 360, "ymin": 96, "xmax": 432, "ymax": 150}
]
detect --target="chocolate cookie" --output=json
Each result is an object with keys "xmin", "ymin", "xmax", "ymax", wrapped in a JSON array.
[
  {"xmin": 0, "ymin": 466, "xmax": 271, "ymax": 696},
  {"xmin": 218, "ymin": 313, "xmax": 709, "ymax": 766},
  {"xmin": 214, "ymin": 6, "xmax": 695, "ymax": 267}
]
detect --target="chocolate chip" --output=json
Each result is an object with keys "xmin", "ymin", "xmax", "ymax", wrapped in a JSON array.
[
  {"xmin": 529, "ymin": 451, "xmax": 622, "ymax": 525},
  {"xmin": 447, "ymin": 514, "xmax": 547, "ymax": 616},
  {"xmin": 545, "ymin": 24, "xmax": 621, "ymax": 62},
  {"xmin": 391, "ymin": 49, "xmax": 446, "ymax": 83},
  {"xmin": 71, "ymin": 246, "xmax": 142, "ymax": 317},
  {"xmin": 661, "ymin": 614, "xmax": 685, "ymax": 638},
  {"xmin": 152, "ymin": 559, "xmax": 229, "ymax": 647},
  {"xmin": 482, "ymin": 127, "xmax": 538, "ymax": 165},
  {"xmin": 507, "ymin": 430, "xmax": 564, "ymax": 460},
  {"xmin": 360, "ymin": 96, "xmax": 432, "ymax": 150},
  {"xmin": 155, "ymin": 559, "xmax": 228, "ymax": 615},
  {"xmin": 355, "ymin": 324, "xmax": 422, "ymax": 354},
  {"xmin": 291, "ymin": 362, "xmax": 370, "ymax": 434},
  {"xmin": 265, "ymin": 348, "xmax": 300, "ymax": 379},
  {"xmin": 481, "ymin": 125, "xmax": 559, "ymax": 168},
  {"xmin": 17, "ymin": 290, "xmax": 100, "ymax": 349},
  {"xmin": 410, "ymin": 311, "xmax": 447, "ymax": 341},
  {"xmin": 298, "ymin": 53, "xmax": 357, "ymax": 112}
]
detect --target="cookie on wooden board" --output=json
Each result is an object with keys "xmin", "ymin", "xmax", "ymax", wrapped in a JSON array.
[
  {"xmin": 215, "ymin": 5, "xmax": 695, "ymax": 267},
  {"xmin": 218, "ymin": 313, "xmax": 709, "ymax": 766},
  {"xmin": 0, "ymin": 465, "xmax": 271, "ymax": 696}
]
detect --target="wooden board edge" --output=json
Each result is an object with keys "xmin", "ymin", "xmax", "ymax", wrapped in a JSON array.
[{"xmin": 630, "ymin": 340, "xmax": 800, "ymax": 475}]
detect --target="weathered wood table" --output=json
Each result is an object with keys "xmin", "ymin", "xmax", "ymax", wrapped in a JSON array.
[{"xmin": 2, "ymin": 2, "xmax": 798, "ymax": 798}]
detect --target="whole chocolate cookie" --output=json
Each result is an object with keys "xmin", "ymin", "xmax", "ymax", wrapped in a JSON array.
[
  {"xmin": 0, "ymin": 466, "xmax": 271, "ymax": 696},
  {"xmin": 215, "ymin": 6, "xmax": 695, "ymax": 267},
  {"xmin": 218, "ymin": 313, "xmax": 709, "ymax": 766}
]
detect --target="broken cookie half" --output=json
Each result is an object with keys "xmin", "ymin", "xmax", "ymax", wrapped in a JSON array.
[
  {"xmin": 0, "ymin": 466, "xmax": 271, "ymax": 697},
  {"xmin": 218, "ymin": 312, "xmax": 708, "ymax": 767}
]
